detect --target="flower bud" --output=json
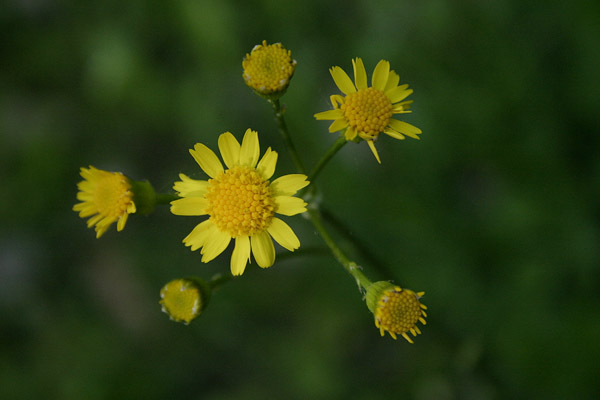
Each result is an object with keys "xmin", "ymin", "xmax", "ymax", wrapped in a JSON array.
[
  {"xmin": 242, "ymin": 40, "xmax": 297, "ymax": 100},
  {"xmin": 365, "ymin": 281, "xmax": 427, "ymax": 343},
  {"xmin": 159, "ymin": 278, "xmax": 211, "ymax": 324}
]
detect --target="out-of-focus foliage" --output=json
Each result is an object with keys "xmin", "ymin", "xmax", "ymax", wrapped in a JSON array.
[{"xmin": 1, "ymin": 0, "xmax": 599, "ymax": 399}]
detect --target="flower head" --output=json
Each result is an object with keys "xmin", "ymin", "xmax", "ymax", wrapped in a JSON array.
[
  {"xmin": 73, "ymin": 166, "xmax": 137, "ymax": 238},
  {"xmin": 171, "ymin": 129, "xmax": 309, "ymax": 276},
  {"xmin": 242, "ymin": 40, "xmax": 297, "ymax": 99},
  {"xmin": 160, "ymin": 278, "xmax": 211, "ymax": 324},
  {"xmin": 314, "ymin": 58, "xmax": 422, "ymax": 163},
  {"xmin": 366, "ymin": 281, "xmax": 427, "ymax": 343}
]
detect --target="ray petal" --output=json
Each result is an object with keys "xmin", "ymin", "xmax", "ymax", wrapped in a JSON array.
[{"xmin": 330, "ymin": 66, "xmax": 356, "ymax": 95}]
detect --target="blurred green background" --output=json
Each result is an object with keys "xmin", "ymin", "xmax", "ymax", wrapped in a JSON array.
[{"xmin": 2, "ymin": 0, "xmax": 599, "ymax": 399}]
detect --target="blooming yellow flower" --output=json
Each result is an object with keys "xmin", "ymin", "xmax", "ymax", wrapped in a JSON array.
[
  {"xmin": 171, "ymin": 129, "xmax": 309, "ymax": 276},
  {"xmin": 314, "ymin": 58, "xmax": 422, "ymax": 163},
  {"xmin": 366, "ymin": 281, "xmax": 427, "ymax": 343},
  {"xmin": 160, "ymin": 278, "xmax": 211, "ymax": 324},
  {"xmin": 73, "ymin": 166, "xmax": 137, "ymax": 238},
  {"xmin": 242, "ymin": 40, "xmax": 297, "ymax": 97}
]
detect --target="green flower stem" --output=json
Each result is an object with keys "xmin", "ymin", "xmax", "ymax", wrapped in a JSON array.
[
  {"xmin": 269, "ymin": 99, "xmax": 307, "ymax": 175},
  {"xmin": 306, "ymin": 204, "xmax": 373, "ymax": 292},
  {"xmin": 156, "ymin": 193, "xmax": 179, "ymax": 205},
  {"xmin": 208, "ymin": 273, "xmax": 233, "ymax": 290},
  {"xmin": 308, "ymin": 134, "xmax": 347, "ymax": 184}
]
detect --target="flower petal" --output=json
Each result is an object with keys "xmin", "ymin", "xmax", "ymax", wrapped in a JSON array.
[
  {"xmin": 201, "ymin": 228, "xmax": 231, "ymax": 263},
  {"xmin": 231, "ymin": 235, "xmax": 251, "ymax": 276},
  {"xmin": 372, "ymin": 60, "xmax": 390, "ymax": 91},
  {"xmin": 170, "ymin": 197, "xmax": 209, "ymax": 216},
  {"xmin": 314, "ymin": 109, "xmax": 343, "ymax": 120},
  {"xmin": 218, "ymin": 131, "xmax": 241, "ymax": 168},
  {"xmin": 388, "ymin": 119, "xmax": 422, "ymax": 139},
  {"xmin": 366, "ymin": 140, "xmax": 382, "ymax": 164},
  {"xmin": 383, "ymin": 128, "xmax": 406, "ymax": 140},
  {"xmin": 275, "ymin": 195, "xmax": 307, "ymax": 216},
  {"xmin": 183, "ymin": 219, "xmax": 213, "ymax": 251},
  {"xmin": 387, "ymin": 86, "xmax": 412, "ymax": 104},
  {"xmin": 190, "ymin": 143, "xmax": 224, "ymax": 179},
  {"xmin": 384, "ymin": 70, "xmax": 400, "ymax": 92},
  {"xmin": 267, "ymin": 217, "xmax": 300, "ymax": 251},
  {"xmin": 256, "ymin": 147, "xmax": 278, "ymax": 180},
  {"xmin": 270, "ymin": 174, "xmax": 309, "ymax": 196},
  {"xmin": 352, "ymin": 58, "xmax": 368, "ymax": 90},
  {"xmin": 345, "ymin": 125, "xmax": 357, "ymax": 140},
  {"xmin": 251, "ymin": 230, "xmax": 275, "ymax": 268},
  {"xmin": 173, "ymin": 173, "xmax": 208, "ymax": 197},
  {"xmin": 329, "ymin": 66, "xmax": 356, "ymax": 95},
  {"xmin": 328, "ymin": 118, "xmax": 348, "ymax": 133},
  {"xmin": 239, "ymin": 129, "xmax": 260, "ymax": 168}
]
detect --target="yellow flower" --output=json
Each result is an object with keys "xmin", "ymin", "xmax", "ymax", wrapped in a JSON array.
[
  {"xmin": 73, "ymin": 166, "xmax": 136, "ymax": 238},
  {"xmin": 366, "ymin": 281, "xmax": 427, "ymax": 343},
  {"xmin": 160, "ymin": 278, "xmax": 211, "ymax": 324},
  {"xmin": 314, "ymin": 58, "xmax": 422, "ymax": 163},
  {"xmin": 171, "ymin": 129, "xmax": 309, "ymax": 276},
  {"xmin": 242, "ymin": 40, "xmax": 297, "ymax": 98}
]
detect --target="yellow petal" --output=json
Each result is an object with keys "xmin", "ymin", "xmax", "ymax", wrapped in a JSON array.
[
  {"xmin": 352, "ymin": 58, "xmax": 367, "ymax": 90},
  {"xmin": 116, "ymin": 214, "xmax": 128, "ymax": 231},
  {"xmin": 251, "ymin": 230, "xmax": 275, "ymax": 268},
  {"xmin": 183, "ymin": 219, "xmax": 213, "ymax": 251},
  {"xmin": 383, "ymin": 128, "xmax": 406, "ymax": 140},
  {"xmin": 314, "ymin": 109, "xmax": 343, "ymax": 121},
  {"xmin": 367, "ymin": 140, "xmax": 381, "ymax": 164},
  {"xmin": 270, "ymin": 174, "xmax": 309, "ymax": 196},
  {"xmin": 387, "ymin": 86, "xmax": 412, "ymax": 104},
  {"xmin": 388, "ymin": 119, "xmax": 422, "ymax": 139},
  {"xmin": 384, "ymin": 70, "xmax": 400, "ymax": 91},
  {"xmin": 275, "ymin": 195, "xmax": 307, "ymax": 216},
  {"xmin": 328, "ymin": 118, "xmax": 348, "ymax": 133},
  {"xmin": 173, "ymin": 173, "xmax": 208, "ymax": 197},
  {"xmin": 267, "ymin": 218, "xmax": 300, "ymax": 251},
  {"xmin": 201, "ymin": 229, "xmax": 231, "ymax": 263},
  {"xmin": 372, "ymin": 60, "xmax": 390, "ymax": 91},
  {"xmin": 256, "ymin": 147, "xmax": 278, "ymax": 180},
  {"xmin": 329, "ymin": 66, "xmax": 356, "ymax": 95},
  {"xmin": 218, "ymin": 131, "xmax": 241, "ymax": 168},
  {"xmin": 190, "ymin": 143, "xmax": 224, "ymax": 179},
  {"xmin": 330, "ymin": 94, "xmax": 344, "ymax": 108},
  {"xmin": 170, "ymin": 197, "xmax": 208, "ymax": 216},
  {"xmin": 231, "ymin": 235, "xmax": 251, "ymax": 276},
  {"xmin": 345, "ymin": 126, "xmax": 357, "ymax": 140},
  {"xmin": 239, "ymin": 129, "xmax": 260, "ymax": 168}
]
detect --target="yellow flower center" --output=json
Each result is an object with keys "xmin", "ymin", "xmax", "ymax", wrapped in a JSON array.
[
  {"xmin": 205, "ymin": 166, "xmax": 276, "ymax": 237},
  {"xmin": 341, "ymin": 87, "xmax": 393, "ymax": 138},
  {"xmin": 93, "ymin": 172, "xmax": 133, "ymax": 219},
  {"xmin": 375, "ymin": 287, "xmax": 423, "ymax": 337},
  {"xmin": 242, "ymin": 41, "xmax": 296, "ymax": 94},
  {"xmin": 160, "ymin": 279, "xmax": 202, "ymax": 324}
]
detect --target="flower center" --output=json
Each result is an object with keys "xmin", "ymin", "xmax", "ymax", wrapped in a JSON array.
[
  {"xmin": 205, "ymin": 166, "xmax": 276, "ymax": 237},
  {"xmin": 375, "ymin": 287, "xmax": 423, "ymax": 335},
  {"xmin": 341, "ymin": 87, "xmax": 393, "ymax": 138},
  {"xmin": 93, "ymin": 172, "xmax": 133, "ymax": 218},
  {"xmin": 242, "ymin": 41, "xmax": 296, "ymax": 94}
]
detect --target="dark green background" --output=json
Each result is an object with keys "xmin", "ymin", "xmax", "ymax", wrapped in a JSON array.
[{"xmin": 2, "ymin": 0, "xmax": 599, "ymax": 399}]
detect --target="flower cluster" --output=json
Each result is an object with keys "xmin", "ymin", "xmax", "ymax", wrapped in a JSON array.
[{"xmin": 74, "ymin": 40, "xmax": 427, "ymax": 343}]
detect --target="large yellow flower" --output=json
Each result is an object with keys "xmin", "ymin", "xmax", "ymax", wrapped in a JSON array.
[
  {"xmin": 314, "ymin": 58, "xmax": 422, "ymax": 163},
  {"xmin": 73, "ymin": 166, "xmax": 137, "ymax": 238},
  {"xmin": 171, "ymin": 129, "xmax": 309, "ymax": 276}
]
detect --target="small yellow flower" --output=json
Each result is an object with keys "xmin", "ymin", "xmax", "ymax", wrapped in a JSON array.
[
  {"xmin": 366, "ymin": 281, "xmax": 427, "ymax": 343},
  {"xmin": 73, "ymin": 166, "xmax": 136, "ymax": 238},
  {"xmin": 171, "ymin": 129, "xmax": 309, "ymax": 276},
  {"xmin": 160, "ymin": 278, "xmax": 211, "ymax": 324},
  {"xmin": 242, "ymin": 40, "xmax": 297, "ymax": 98},
  {"xmin": 314, "ymin": 58, "xmax": 422, "ymax": 163}
]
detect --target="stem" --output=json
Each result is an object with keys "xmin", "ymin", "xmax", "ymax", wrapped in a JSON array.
[
  {"xmin": 156, "ymin": 193, "xmax": 179, "ymax": 205},
  {"xmin": 208, "ymin": 273, "xmax": 233, "ymax": 290},
  {"xmin": 308, "ymin": 134, "xmax": 347, "ymax": 184},
  {"xmin": 306, "ymin": 204, "xmax": 373, "ymax": 292},
  {"xmin": 269, "ymin": 99, "xmax": 307, "ymax": 175}
]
